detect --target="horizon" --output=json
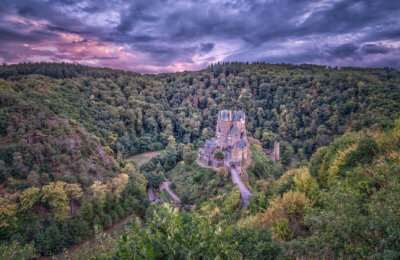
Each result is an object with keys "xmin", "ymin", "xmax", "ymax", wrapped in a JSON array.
[
  {"xmin": 2, "ymin": 61, "xmax": 399, "ymax": 76},
  {"xmin": 1, "ymin": 0, "xmax": 400, "ymax": 73}
]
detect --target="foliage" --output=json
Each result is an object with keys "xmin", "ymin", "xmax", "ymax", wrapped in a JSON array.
[
  {"xmin": 0, "ymin": 241, "xmax": 37, "ymax": 260},
  {"xmin": 1, "ymin": 62, "xmax": 400, "ymax": 257},
  {"xmin": 261, "ymin": 191, "xmax": 308, "ymax": 240},
  {"xmin": 247, "ymin": 140, "xmax": 284, "ymax": 189},
  {"xmin": 183, "ymin": 144, "xmax": 195, "ymax": 165},
  {"xmin": 222, "ymin": 188, "xmax": 241, "ymax": 214},
  {"xmin": 224, "ymin": 226, "xmax": 282, "ymax": 259},
  {"xmin": 114, "ymin": 204, "xmax": 238, "ymax": 259},
  {"xmin": 139, "ymin": 146, "xmax": 179, "ymax": 187},
  {"xmin": 169, "ymin": 163, "xmax": 228, "ymax": 205},
  {"xmin": 2, "ymin": 62, "xmax": 399, "ymax": 161},
  {"xmin": 214, "ymin": 149, "xmax": 224, "ymax": 160},
  {"xmin": 0, "ymin": 170, "xmax": 148, "ymax": 256},
  {"xmin": 276, "ymin": 122, "xmax": 400, "ymax": 258}
]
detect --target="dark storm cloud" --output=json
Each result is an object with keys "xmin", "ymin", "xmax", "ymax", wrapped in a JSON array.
[
  {"xmin": 200, "ymin": 43, "xmax": 215, "ymax": 54},
  {"xmin": 328, "ymin": 44, "xmax": 359, "ymax": 59},
  {"xmin": 0, "ymin": 0, "xmax": 399, "ymax": 72},
  {"xmin": 361, "ymin": 44, "xmax": 391, "ymax": 55}
]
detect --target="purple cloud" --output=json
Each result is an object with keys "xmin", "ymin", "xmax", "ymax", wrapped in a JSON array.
[{"xmin": 0, "ymin": 0, "xmax": 399, "ymax": 72}]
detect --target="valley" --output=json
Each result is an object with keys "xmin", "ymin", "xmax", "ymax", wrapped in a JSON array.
[{"xmin": 0, "ymin": 62, "xmax": 399, "ymax": 259}]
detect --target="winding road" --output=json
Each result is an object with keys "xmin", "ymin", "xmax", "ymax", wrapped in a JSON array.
[
  {"xmin": 230, "ymin": 168, "xmax": 252, "ymax": 208},
  {"xmin": 159, "ymin": 181, "xmax": 181, "ymax": 203}
]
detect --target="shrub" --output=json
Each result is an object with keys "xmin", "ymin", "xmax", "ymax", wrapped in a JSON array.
[
  {"xmin": 213, "ymin": 149, "xmax": 224, "ymax": 160},
  {"xmin": 114, "ymin": 204, "xmax": 237, "ymax": 259}
]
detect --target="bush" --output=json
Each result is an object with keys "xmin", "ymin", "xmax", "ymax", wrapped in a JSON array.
[
  {"xmin": 114, "ymin": 205, "xmax": 237, "ymax": 259},
  {"xmin": 225, "ymin": 226, "xmax": 282, "ymax": 259},
  {"xmin": 214, "ymin": 149, "xmax": 224, "ymax": 160},
  {"xmin": 0, "ymin": 241, "xmax": 37, "ymax": 260}
]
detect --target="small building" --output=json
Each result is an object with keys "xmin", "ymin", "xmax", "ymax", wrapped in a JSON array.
[{"xmin": 263, "ymin": 141, "xmax": 280, "ymax": 162}]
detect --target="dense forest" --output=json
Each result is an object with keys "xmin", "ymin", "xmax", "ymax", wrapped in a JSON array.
[{"xmin": 0, "ymin": 62, "xmax": 399, "ymax": 258}]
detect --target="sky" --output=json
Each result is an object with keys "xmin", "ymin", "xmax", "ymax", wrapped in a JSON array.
[{"xmin": 0, "ymin": 0, "xmax": 399, "ymax": 73}]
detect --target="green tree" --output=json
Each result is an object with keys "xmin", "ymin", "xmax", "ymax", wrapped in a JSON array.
[
  {"xmin": 213, "ymin": 149, "xmax": 224, "ymax": 160},
  {"xmin": 183, "ymin": 144, "xmax": 195, "ymax": 165},
  {"xmin": 114, "ymin": 204, "xmax": 237, "ymax": 259}
]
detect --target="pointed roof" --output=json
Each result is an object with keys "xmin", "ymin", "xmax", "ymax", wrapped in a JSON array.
[
  {"xmin": 229, "ymin": 124, "xmax": 240, "ymax": 135},
  {"xmin": 205, "ymin": 139, "xmax": 217, "ymax": 148},
  {"xmin": 236, "ymin": 139, "xmax": 246, "ymax": 149}
]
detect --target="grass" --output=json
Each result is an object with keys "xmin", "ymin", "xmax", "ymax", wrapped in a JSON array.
[
  {"xmin": 158, "ymin": 189, "xmax": 173, "ymax": 203},
  {"xmin": 125, "ymin": 149, "xmax": 167, "ymax": 167}
]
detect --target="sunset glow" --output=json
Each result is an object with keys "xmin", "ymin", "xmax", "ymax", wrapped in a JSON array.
[{"xmin": 1, "ymin": 0, "xmax": 399, "ymax": 73}]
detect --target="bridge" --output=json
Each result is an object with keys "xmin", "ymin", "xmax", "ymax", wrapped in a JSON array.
[{"xmin": 225, "ymin": 152, "xmax": 252, "ymax": 209}]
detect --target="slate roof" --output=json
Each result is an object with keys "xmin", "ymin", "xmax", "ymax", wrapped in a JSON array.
[
  {"xmin": 236, "ymin": 139, "xmax": 246, "ymax": 149},
  {"xmin": 204, "ymin": 139, "xmax": 217, "ymax": 148},
  {"xmin": 228, "ymin": 158, "xmax": 240, "ymax": 163},
  {"xmin": 229, "ymin": 124, "xmax": 240, "ymax": 135}
]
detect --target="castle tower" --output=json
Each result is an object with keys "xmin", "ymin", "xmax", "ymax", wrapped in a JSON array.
[
  {"xmin": 216, "ymin": 110, "xmax": 233, "ymax": 149},
  {"xmin": 273, "ymin": 142, "xmax": 280, "ymax": 161}
]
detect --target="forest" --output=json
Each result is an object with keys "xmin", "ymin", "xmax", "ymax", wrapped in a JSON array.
[{"xmin": 0, "ymin": 62, "xmax": 399, "ymax": 258}]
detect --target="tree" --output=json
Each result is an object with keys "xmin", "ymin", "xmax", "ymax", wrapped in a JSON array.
[
  {"xmin": 90, "ymin": 181, "xmax": 109, "ymax": 201},
  {"xmin": 213, "ymin": 149, "xmax": 224, "ymax": 160},
  {"xmin": 114, "ymin": 204, "xmax": 237, "ymax": 259},
  {"xmin": 280, "ymin": 141, "xmax": 294, "ymax": 167},
  {"xmin": 0, "ymin": 193, "xmax": 17, "ymax": 229},
  {"xmin": 167, "ymin": 135, "xmax": 176, "ymax": 146},
  {"xmin": 41, "ymin": 182, "xmax": 70, "ymax": 222},
  {"xmin": 183, "ymin": 144, "xmax": 195, "ymax": 165}
]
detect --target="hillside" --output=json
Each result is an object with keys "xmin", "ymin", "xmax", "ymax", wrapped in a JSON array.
[
  {"xmin": 1, "ymin": 62, "xmax": 399, "ymax": 161},
  {"xmin": 57, "ymin": 120, "xmax": 400, "ymax": 259},
  {"xmin": 1, "ymin": 62, "xmax": 400, "ymax": 258},
  {"xmin": 0, "ymin": 75, "xmax": 149, "ymax": 255},
  {"xmin": 238, "ymin": 119, "xmax": 400, "ymax": 258}
]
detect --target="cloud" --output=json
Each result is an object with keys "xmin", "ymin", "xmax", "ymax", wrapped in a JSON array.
[
  {"xmin": 200, "ymin": 43, "xmax": 214, "ymax": 54},
  {"xmin": 328, "ymin": 44, "xmax": 359, "ymax": 59},
  {"xmin": 361, "ymin": 44, "xmax": 391, "ymax": 55},
  {"xmin": 0, "ymin": 0, "xmax": 399, "ymax": 72}
]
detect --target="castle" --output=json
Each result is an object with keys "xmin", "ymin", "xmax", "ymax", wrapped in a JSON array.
[{"xmin": 198, "ymin": 110, "xmax": 249, "ymax": 173}]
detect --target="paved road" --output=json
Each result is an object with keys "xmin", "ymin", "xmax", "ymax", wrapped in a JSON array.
[
  {"xmin": 147, "ymin": 187, "xmax": 164, "ymax": 204},
  {"xmin": 230, "ymin": 168, "xmax": 252, "ymax": 208},
  {"xmin": 224, "ymin": 151, "xmax": 252, "ymax": 209},
  {"xmin": 159, "ymin": 181, "xmax": 181, "ymax": 203}
]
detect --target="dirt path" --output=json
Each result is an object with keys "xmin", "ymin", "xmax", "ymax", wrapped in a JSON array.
[{"xmin": 159, "ymin": 181, "xmax": 181, "ymax": 203}]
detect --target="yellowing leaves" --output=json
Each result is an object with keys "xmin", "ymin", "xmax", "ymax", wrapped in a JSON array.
[
  {"xmin": 0, "ymin": 193, "xmax": 18, "ymax": 228},
  {"xmin": 261, "ymin": 191, "xmax": 308, "ymax": 241},
  {"xmin": 41, "ymin": 182, "xmax": 69, "ymax": 222},
  {"xmin": 110, "ymin": 173, "xmax": 129, "ymax": 198},
  {"xmin": 327, "ymin": 144, "xmax": 358, "ymax": 183},
  {"xmin": 17, "ymin": 182, "xmax": 84, "ymax": 223},
  {"xmin": 90, "ymin": 181, "xmax": 108, "ymax": 201},
  {"xmin": 293, "ymin": 167, "xmax": 319, "ymax": 200},
  {"xmin": 90, "ymin": 173, "xmax": 130, "ymax": 201}
]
